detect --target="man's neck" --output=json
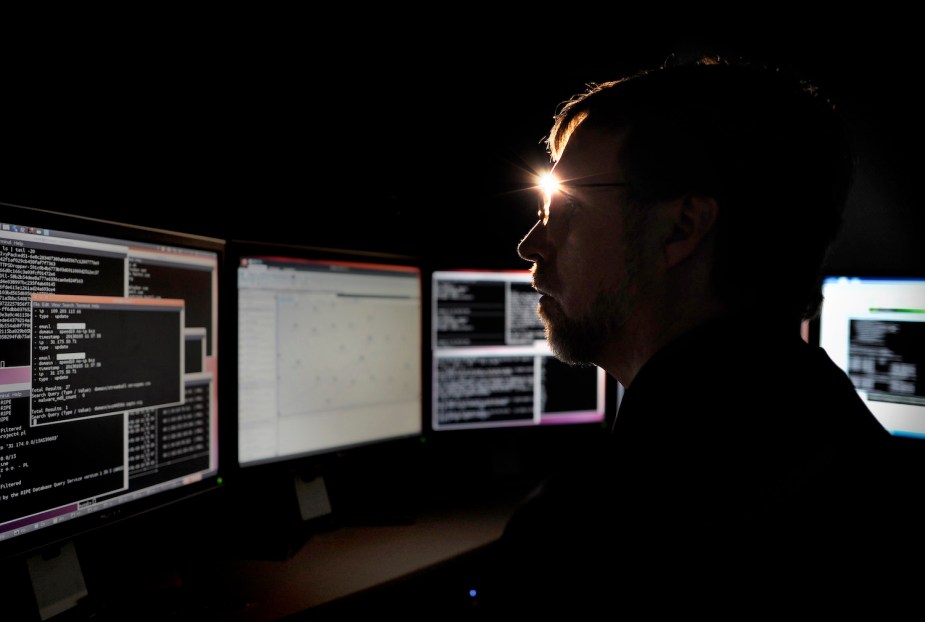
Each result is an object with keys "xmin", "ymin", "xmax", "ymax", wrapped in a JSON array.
[{"xmin": 598, "ymin": 296, "xmax": 729, "ymax": 388}]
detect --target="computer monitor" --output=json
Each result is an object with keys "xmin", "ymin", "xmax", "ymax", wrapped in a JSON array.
[
  {"xmin": 818, "ymin": 276, "xmax": 925, "ymax": 438},
  {"xmin": 430, "ymin": 268, "xmax": 610, "ymax": 432},
  {"xmin": 0, "ymin": 202, "xmax": 223, "ymax": 565},
  {"xmin": 229, "ymin": 241, "xmax": 425, "ymax": 546},
  {"xmin": 232, "ymin": 241, "xmax": 424, "ymax": 468}
]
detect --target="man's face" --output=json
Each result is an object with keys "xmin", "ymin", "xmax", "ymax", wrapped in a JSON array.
[{"xmin": 517, "ymin": 125, "xmax": 654, "ymax": 365}]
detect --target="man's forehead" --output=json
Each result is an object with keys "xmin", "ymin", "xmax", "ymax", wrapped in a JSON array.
[{"xmin": 551, "ymin": 125, "xmax": 626, "ymax": 186}]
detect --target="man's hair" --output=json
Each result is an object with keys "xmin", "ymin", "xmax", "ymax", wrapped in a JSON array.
[{"xmin": 547, "ymin": 56, "xmax": 855, "ymax": 321}]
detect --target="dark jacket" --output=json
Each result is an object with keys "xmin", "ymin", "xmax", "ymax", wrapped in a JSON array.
[{"xmin": 483, "ymin": 312, "xmax": 919, "ymax": 615}]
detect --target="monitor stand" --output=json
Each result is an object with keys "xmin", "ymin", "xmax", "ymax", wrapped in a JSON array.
[
  {"xmin": 324, "ymin": 467, "xmax": 417, "ymax": 528},
  {"xmin": 295, "ymin": 473, "xmax": 334, "ymax": 523},
  {"xmin": 228, "ymin": 470, "xmax": 339, "ymax": 560},
  {"xmin": 27, "ymin": 539, "xmax": 89, "ymax": 620}
]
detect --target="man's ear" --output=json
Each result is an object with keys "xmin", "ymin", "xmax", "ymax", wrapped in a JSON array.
[{"xmin": 662, "ymin": 194, "xmax": 719, "ymax": 268}]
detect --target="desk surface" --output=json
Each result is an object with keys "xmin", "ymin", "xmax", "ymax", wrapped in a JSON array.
[
  {"xmin": 195, "ymin": 484, "xmax": 527, "ymax": 621},
  {"xmin": 3, "ymin": 481, "xmax": 527, "ymax": 622},
  {"xmin": 8, "ymin": 430, "xmax": 604, "ymax": 621}
]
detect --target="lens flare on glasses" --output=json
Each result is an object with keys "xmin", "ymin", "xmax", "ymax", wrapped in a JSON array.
[{"xmin": 537, "ymin": 172, "xmax": 560, "ymax": 224}]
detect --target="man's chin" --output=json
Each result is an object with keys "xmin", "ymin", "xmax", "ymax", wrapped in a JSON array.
[
  {"xmin": 541, "ymin": 318, "xmax": 589, "ymax": 365},
  {"xmin": 545, "ymin": 329, "xmax": 592, "ymax": 366},
  {"xmin": 539, "ymin": 302, "xmax": 603, "ymax": 366},
  {"xmin": 537, "ymin": 295, "xmax": 564, "ymax": 322}
]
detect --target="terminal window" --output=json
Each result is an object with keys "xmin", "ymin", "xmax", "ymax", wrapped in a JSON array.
[
  {"xmin": 0, "ymin": 219, "xmax": 219, "ymax": 544},
  {"xmin": 431, "ymin": 270, "xmax": 606, "ymax": 431},
  {"xmin": 819, "ymin": 277, "xmax": 925, "ymax": 438}
]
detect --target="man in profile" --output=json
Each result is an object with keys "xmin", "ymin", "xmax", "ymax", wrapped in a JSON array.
[{"xmin": 483, "ymin": 57, "xmax": 917, "ymax": 614}]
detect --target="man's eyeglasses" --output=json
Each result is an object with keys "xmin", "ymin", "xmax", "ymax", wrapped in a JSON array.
[{"xmin": 537, "ymin": 173, "xmax": 631, "ymax": 225}]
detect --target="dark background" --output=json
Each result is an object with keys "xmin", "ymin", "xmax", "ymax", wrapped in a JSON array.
[
  {"xmin": 2, "ymin": 19, "xmax": 922, "ymax": 275},
  {"xmin": 1, "ymin": 18, "xmax": 923, "ymax": 618}
]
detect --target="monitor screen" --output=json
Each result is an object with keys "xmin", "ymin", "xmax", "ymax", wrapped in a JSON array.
[
  {"xmin": 430, "ymin": 269, "xmax": 608, "ymax": 431},
  {"xmin": 0, "ymin": 202, "xmax": 223, "ymax": 561},
  {"xmin": 234, "ymin": 242, "xmax": 423, "ymax": 468},
  {"xmin": 818, "ymin": 276, "xmax": 925, "ymax": 438}
]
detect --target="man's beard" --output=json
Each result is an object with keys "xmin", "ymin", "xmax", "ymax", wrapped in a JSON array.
[
  {"xmin": 539, "ymin": 236, "xmax": 643, "ymax": 366},
  {"xmin": 540, "ymin": 286, "xmax": 636, "ymax": 366}
]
